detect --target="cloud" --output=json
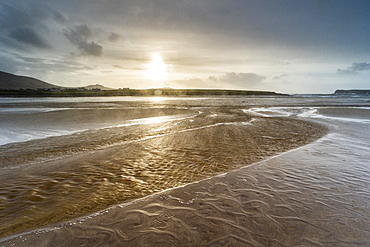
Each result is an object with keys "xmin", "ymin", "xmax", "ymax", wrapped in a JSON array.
[
  {"xmin": 172, "ymin": 78, "xmax": 212, "ymax": 88},
  {"xmin": 272, "ymin": 61, "xmax": 290, "ymax": 66},
  {"xmin": 209, "ymin": 72, "xmax": 266, "ymax": 87},
  {"xmin": 108, "ymin": 32, "xmax": 121, "ymax": 42},
  {"xmin": 0, "ymin": 2, "xmax": 67, "ymax": 27},
  {"xmin": 172, "ymin": 72, "xmax": 267, "ymax": 89},
  {"xmin": 52, "ymin": 10, "xmax": 67, "ymax": 23},
  {"xmin": 0, "ymin": 35, "xmax": 29, "ymax": 51},
  {"xmin": 0, "ymin": 56, "xmax": 19, "ymax": 74},
  {"xmin": 273, "ymin": 73, "xmax": 288, "ymax": 80},
  {"xmin": 0, "ymin": 52, "xmax": 95, "ymax": 85},
  {"xmin": 113, "ymin": 65, "xmax": 124, "ymax": 69},
  {"xmin": 78, "ymin": 41, "xmax": 103, "ymax": 56},
  {"xmin": 63, "ymin": 24, "xmax": 103, "ymax": 56},
  {"xmin": 63, "ymin": 24, "xmax": 91, "ymax": 44},
  {"xmin": 337, "ymin": 62, "xmax": 370, "ymax": 75},
  {"xmin": 10, "ymin": 27, "xmax": 51, "ymax": 49},
  {"xmin": 0, "ymin": 3, "xmax": 67, "ymax": 50},
  {"xmin": 351, "ymin": 62, "xmax": 370, "ymax": 71},
  {"xmin": 0, "ymin": 3, "xmax": 39, "ymax": 29},
  {"xmin": 336, "ymin": 69, "xmax": 355, "ymax": 75}
]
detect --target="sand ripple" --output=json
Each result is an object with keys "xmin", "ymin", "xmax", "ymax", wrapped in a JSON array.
[
  {"xmin": 3, "ymin": 124, "xmax": 369, "ymax": 247},
  {"xmin": 2, "ymin": 106, "xmax": 370, "ymax": 246},
  {"xmin": 0, "ymin": 108, "xmax": 326, "ymax": 238}
]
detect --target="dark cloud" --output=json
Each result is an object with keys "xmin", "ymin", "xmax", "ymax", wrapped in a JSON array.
[
  {"xmin": 0, "ymin": 2, "xmax": 66, "ymax": 51},
  {"xmin": 63, "ymin": 24, "xmax": 103, "ymax": 56},
  {"xmin": 63, "ymin": 24, "xmax": 91, "ymax": 44},
  {"xmin": 48, "ymin": 0, "xmax": 370, "ymax": 54},
  {"xmin": 78, "ymin": 41, "xmax": 103, "ymax": 56},
  {"xmin": 210, "ymin": 72, "xmax": 266, "ymax": 87},
  {"xmin": 0, "ymin": 2, "xmax": 66, "ymax": 27},
  {"xmin": 108, "ymin": 32, "xmax": 121, "ymax": 42},
  {"xmin": 0, "ymin": 3, "xmax": 39, "ymax": 29},
  {"xmin": 337, "ymin": 62, "xmax": 370, "ymax": 75},
  {"xmin": 351, "ymin": 62, "xmax": 370, "ymax": 71},
  {"xmin": 336, "ymin": 69, "xmax": 355, "ymax": 75},
  {"xmin": 10, "ymin": 27, "xmax": 51, "ymax": 49},
  {"xmin": 0, "ymin": 35, "xmax": 29, "ymax": 51},
  {"xmin": 52, "ymin": 10, "xmax": 67, "ymax": 23}
]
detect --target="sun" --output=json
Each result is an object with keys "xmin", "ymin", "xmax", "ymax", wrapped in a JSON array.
[{"xmin": 145, "ymin": 54, "xmax": 168, "ymax": 80}]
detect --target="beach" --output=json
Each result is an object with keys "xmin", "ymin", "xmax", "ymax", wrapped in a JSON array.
[{"xmin": 1, "ymin": 96, "xmax": 370, "ymax": 246}]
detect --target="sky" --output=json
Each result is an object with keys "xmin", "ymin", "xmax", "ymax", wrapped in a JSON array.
[{"xmin": 1, "ymin": 0, "xmax": 370, "ymax": 94}]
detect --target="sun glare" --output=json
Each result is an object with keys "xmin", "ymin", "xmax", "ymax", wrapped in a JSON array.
[{"xmin": 146, "ymin": 54, "xmax": 168, "ymax": 80}]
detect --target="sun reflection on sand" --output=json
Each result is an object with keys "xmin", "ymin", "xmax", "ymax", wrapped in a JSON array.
[{"xmin": 143, "ymin": 116, "xmax": 168, "ymax": 124}]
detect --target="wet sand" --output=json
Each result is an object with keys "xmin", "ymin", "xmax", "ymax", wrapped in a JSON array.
[
  {"xmin": 2, "ymin": 98, "xmax": 370, "ymax": 246},
  {"xmin": 0, "ymin": 107, "xmax": 193, "ymax": 145},
  {"xmin": 2, "ymin": 110, "xmax": 370, "ymax": 246},
  {"xmin": 0, "ymin": 107, "xmax": 326, "ymax": 240}
]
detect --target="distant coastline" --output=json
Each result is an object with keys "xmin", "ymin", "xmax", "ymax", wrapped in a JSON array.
[
  {"xmin": 2, "ymin": 70, "xmax": 369, "ymax": 97},
  {"xmin": 0, "ymin": 88, "xmax": 289, "ymax": 97},
  {"xmin": 0, "ymin": 70, "xmax": 288, "ymax": 97},
  {"xmin": 334, "ymin": 89, "xmax": 370, "ymax": 96}
]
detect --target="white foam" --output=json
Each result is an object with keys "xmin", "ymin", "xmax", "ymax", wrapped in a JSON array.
[
  {"xmin": 0, "ymin": 108, "xmax": 69, "ymax": 113},
  {"xmin": 0, "ymin": 128, "xmax": 83, "ymax": 146},
  {"xmin": 243, "ymin": 107, "xmax": 317, "ymax": 118},
  {"xmin": 245, "ymin": 107, "xmax": 370, "ymax": 123}
]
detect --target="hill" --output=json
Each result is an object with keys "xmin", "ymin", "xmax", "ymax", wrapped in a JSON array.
[
  {"xmin": 0, "ymin": 71, "xmax": 59, "ymax": 90},
  {"xmin": 84, "ymin": 84, "xmax": 114, "ymax": 90},
  {"xmin": 0, "ymin": 71, "xmax": 116, "ymax": 91}
]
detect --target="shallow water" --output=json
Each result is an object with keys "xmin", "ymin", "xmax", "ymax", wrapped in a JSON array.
[
  {"xmin": 1, "ymin": 95, "xmax": 367, "ymax": 145},
  {"xmin": 1, "ymin": 96, "xmax": 370, "ymax": 246}
]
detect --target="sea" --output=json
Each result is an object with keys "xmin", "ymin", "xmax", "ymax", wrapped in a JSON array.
[{"xmin": 0, "ymin": 95, "xmax": 370, "ymax": 246}]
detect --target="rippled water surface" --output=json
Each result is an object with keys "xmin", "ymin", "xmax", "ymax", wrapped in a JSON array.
[{"xmin": 1, "ymin": 96, "xmax": 370, "ymax": 246}]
